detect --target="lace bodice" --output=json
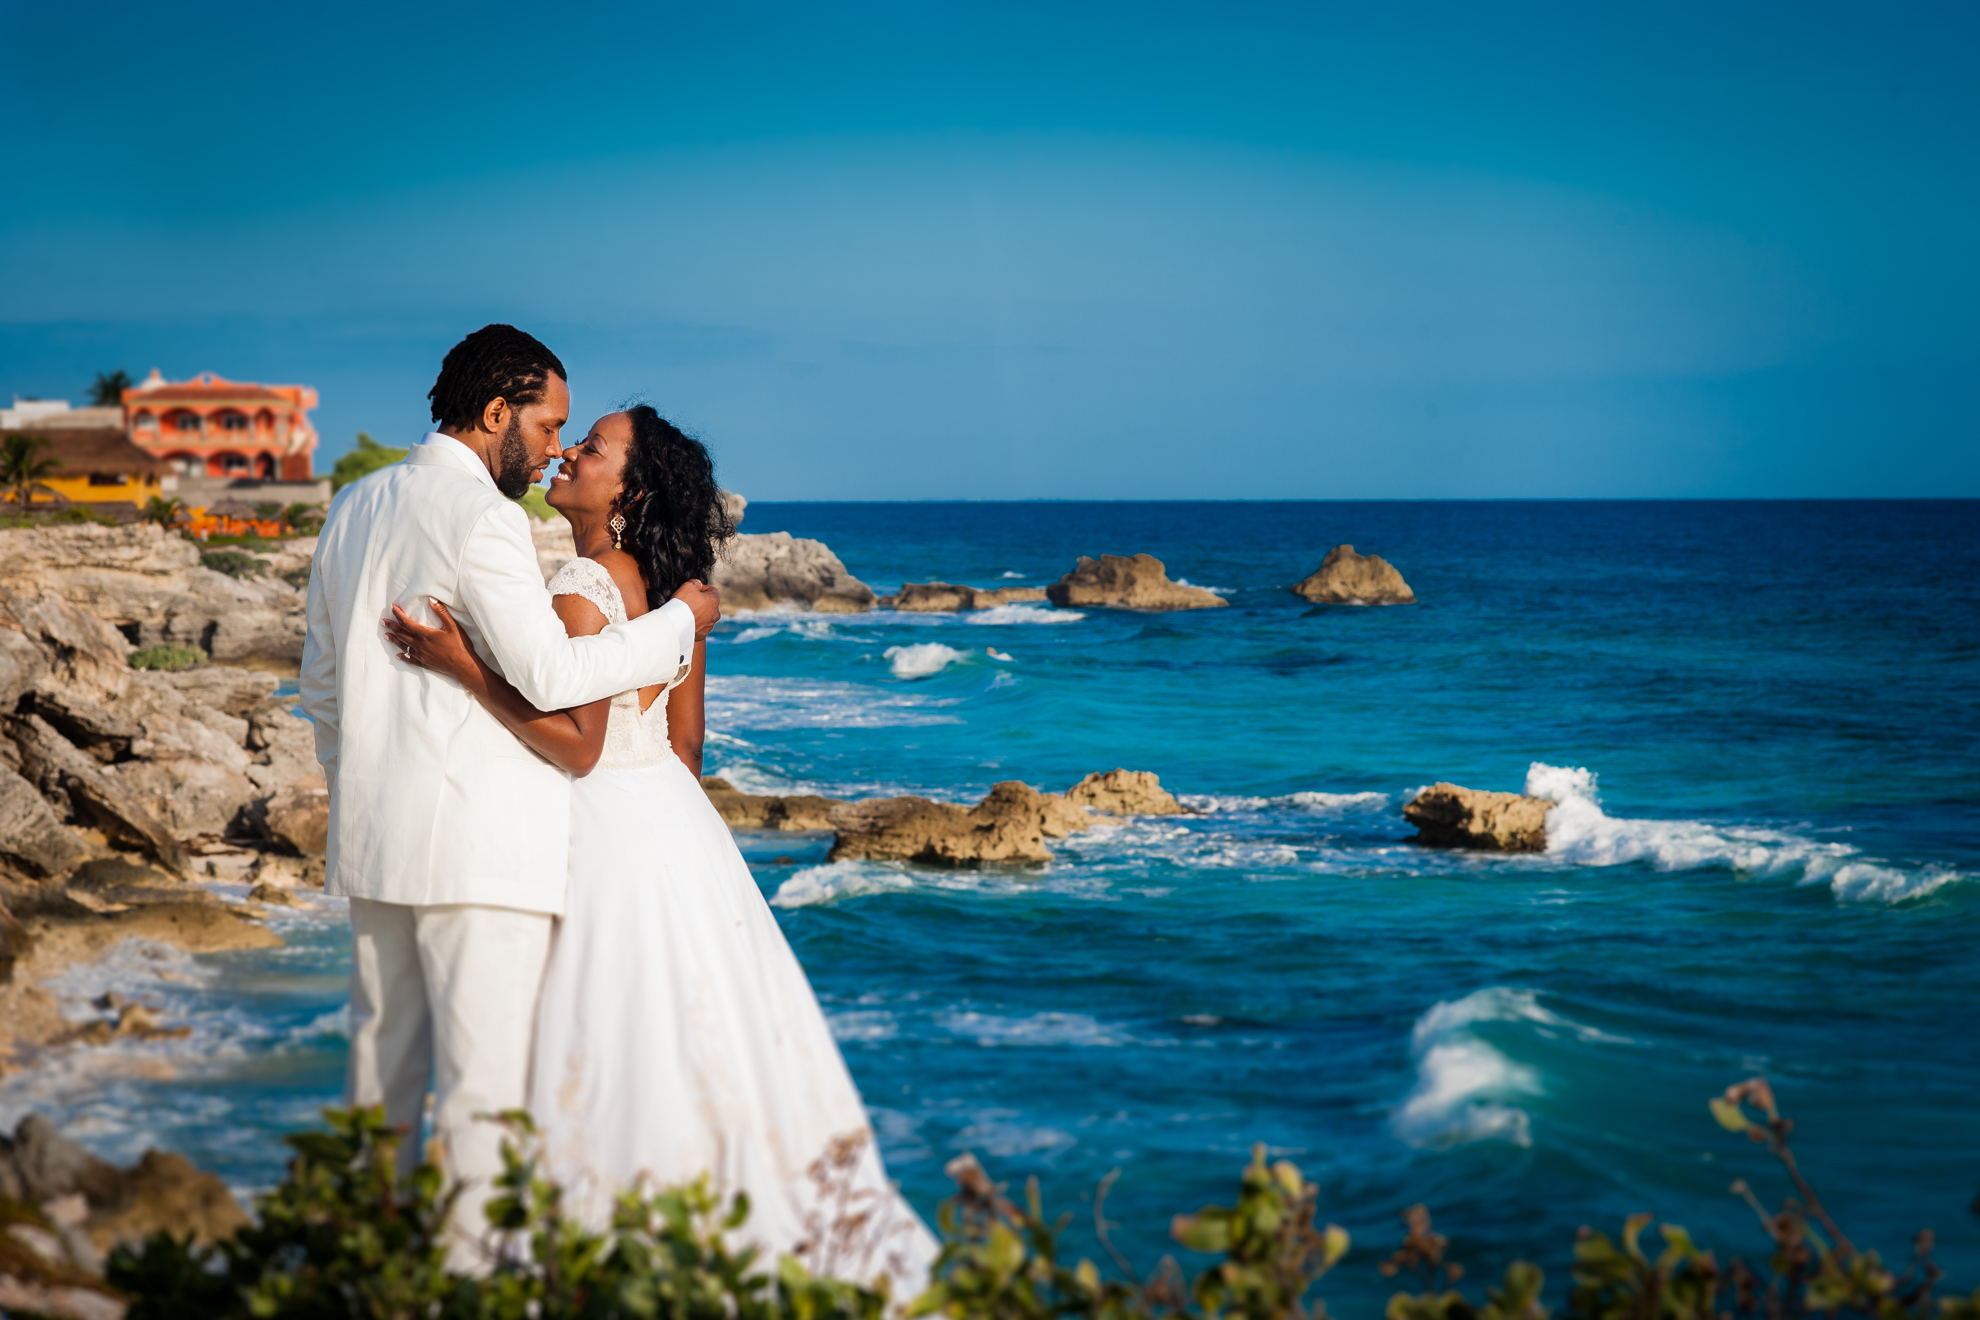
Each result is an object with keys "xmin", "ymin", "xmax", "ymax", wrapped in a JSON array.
[{"xmin": 547, "ymin": 557, "xmax": 677, "ymax": 771}]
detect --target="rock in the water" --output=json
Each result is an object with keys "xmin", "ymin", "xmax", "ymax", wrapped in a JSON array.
[
  {"xmin": 882, "ymin": 582, "xmax": 1050, "ymax": 612},
  {"xmin": 827, "ymin": 780, "xmax": 1094, "ymax": 866},
  {"xmin": 1292, "ymin": 544, "xmax": 1416, "ymax": 605},
  {"xmin": 700, "ymin": 777, "xmax": 843, "ymax": 831},
  {"xmin": 1402, "ymin": 782, "xmax": 1550, "ymax": 851},
  {"xmin": 1045, "ymin": 554, "xmax": 1225, "ymax": 612},
  {"xmin": 713, "ymin": 532, "xmax": 875, "ymax": 615},
  {"xmin": 85, "ymin": 1148, "xmax": 251, "ymax": 1250},
  {"xmin": 0, "ymin": 1114, "xmax": 249, "ymax": 1253},
  {"xmin": 1064, "ymin": 769, "xmax": 1184, "ymax": 816}
]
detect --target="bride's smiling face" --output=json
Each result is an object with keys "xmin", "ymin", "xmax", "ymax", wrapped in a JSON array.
[{"xmin": 547, "ymin": 411, "xmax": 633, "ymax": 517}]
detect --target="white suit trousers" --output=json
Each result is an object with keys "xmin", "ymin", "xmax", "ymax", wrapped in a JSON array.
[{"xmin": 345, "ymin": 897, "xmax": 554, "ymax": 1268}]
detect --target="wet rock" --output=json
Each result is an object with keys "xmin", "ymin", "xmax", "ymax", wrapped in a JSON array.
[
  {"xmin": 881, "ymin": 582, "xmax": 1050, "ymax": 611},
  {"xmin": 700, "ymin": 777, "xmax": 844, "ymax": 831},
  {"xmin": 261, "ymin": 777, "xmax": 329, "ymax": 855},
  {"xmin": 5, "ymin": 1116, "xmax": 124, "ymax": 1207},
  {"xmin": 97, "ymin": 901, "xmax": 281, "ymax": 953},
  {"xmin": 1064, "ymin": 769, "xmax": 1185, "ymax": 816},
  {"xmin": 246, "ymin": 881, "xmax": 297, "ymax": 906},
  {"xmin": 0, "ymin": 1115, "xmax": 249, "ymax": 1255},
  {"xmin": 714, "ymin": 532, "xmax": 876, "ymax": 614},
  {"xmin": 827, "ymin": 780, "xmax": 1093, "ymax": 866},
  {"xmin": 1292, "ymin": 544, "xmax": 1416, "ymax": 605},
  {"xmin": 1402, "ymin": 782, "xmax": 1551, "ymax": 851},
  {"xmin": 85, "ymin": 1149, "xmax": 250, "ymax": 1250},
  {"xmin": 1045, "ymin": 554, "xmax": 1225, "ymax": 612},
  {"xmin": 0, "ymin": 765, "xmax": 96, "ymax": 879}
]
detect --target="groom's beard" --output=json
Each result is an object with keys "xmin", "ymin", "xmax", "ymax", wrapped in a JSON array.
[{"xmin": 494, "ymin": 414, "xmax": 535, "ymax": 499}]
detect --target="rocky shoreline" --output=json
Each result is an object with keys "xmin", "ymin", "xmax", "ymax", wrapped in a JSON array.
[{"xmin": 0, "ymin": 524, "xmax": 325, "ymax": 1078}]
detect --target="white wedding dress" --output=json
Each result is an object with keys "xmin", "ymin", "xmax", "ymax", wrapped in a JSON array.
[{"xmin": 529, "ymin": 558, "xmax": 938, "ymax": 1295}]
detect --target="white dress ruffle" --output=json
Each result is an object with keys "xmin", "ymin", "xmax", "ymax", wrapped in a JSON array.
[{"xmin": 530, "ymin": 559, "xmax": 938, "ymax": 1296}]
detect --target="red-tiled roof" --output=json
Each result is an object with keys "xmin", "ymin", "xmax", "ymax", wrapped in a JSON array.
[{"xmin": 135, "ymin": 384, "xmax": 293, "ymax": 404}]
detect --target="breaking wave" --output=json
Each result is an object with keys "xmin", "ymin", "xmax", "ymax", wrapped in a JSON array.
[
  {"xmin": 885, "ymin": 642, "xmax": 970, "ymax": 678},
  {"xmin": 1528, "ymin": 763, "xmax": 1965, "ymax": 904}
]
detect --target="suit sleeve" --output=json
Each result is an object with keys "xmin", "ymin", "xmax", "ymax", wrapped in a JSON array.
[
  {"xmin": 298, "ymin": 555, "xmax": 341, "ymax": 782},
  {"xmin": 453, "ymin": 504, "xmax": 695, "ymax": 711}
]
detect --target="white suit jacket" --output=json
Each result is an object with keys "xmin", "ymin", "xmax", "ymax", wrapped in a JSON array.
[{"xmin": 299, "ymin": 434, "xmax": 695, "ymax": 914}]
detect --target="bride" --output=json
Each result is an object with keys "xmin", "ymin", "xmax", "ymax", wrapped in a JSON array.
[{"xmin": 385, "ymin": 405, "xmax": 937, "ymax": 1294}]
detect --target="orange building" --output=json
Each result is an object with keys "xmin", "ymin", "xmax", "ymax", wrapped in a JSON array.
[{"xmin": 123, "ymin": 369, "xmax": 319, "ymax": 481}]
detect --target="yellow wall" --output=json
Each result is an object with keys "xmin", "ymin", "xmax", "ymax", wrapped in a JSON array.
[{"xmin": 9, "ymin": 473, "xmax": 165, "ymax": 505}]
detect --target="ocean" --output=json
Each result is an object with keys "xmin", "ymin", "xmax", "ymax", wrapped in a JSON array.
[{"xmin": 5, "ymin": 499, "xmax": 1976, "ymax": 1311}]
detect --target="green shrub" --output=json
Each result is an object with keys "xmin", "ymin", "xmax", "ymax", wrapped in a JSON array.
[
  {"xmin": 330, "ymin": 432, "xmax": 408, "ymax": 492},
  {"xmin": 281, "ymin": 564, "xmax": 313, "ymax": 589},
  {"xmin": 519, "ymin": 484, "xmax": 560, "ymax": 520},
  {"xmin": 105, "ymin": 1082, "xmax": 1980, "ymax": 1320},
  {"xmin": 129, "ymin": 643, "xmax": 207, "ymax": 671},
  {"xmin": 200, "ymin": 549, "xmax": 267, "ymax": 578}
]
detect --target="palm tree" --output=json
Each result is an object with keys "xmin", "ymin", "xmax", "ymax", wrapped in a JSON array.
[
  {"xmin": 143, "ymin": 495, "xmax": 189, "ymax": 528},
  {"xmin": 88, "ymin": 370, "xmax": 133, "ymax": 407},
  {"xmin": 1, "ymin": 433, "xmax": 61, "ymax": 510}
]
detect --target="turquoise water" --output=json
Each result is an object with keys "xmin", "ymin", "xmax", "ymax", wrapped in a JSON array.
[{"xmin": 5, "ymin": 499, "xmax": 1976, "ymax": 1311}]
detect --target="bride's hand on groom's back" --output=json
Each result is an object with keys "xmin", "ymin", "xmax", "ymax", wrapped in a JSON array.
[
  {"xmin": 384, "ymin": 599, "xmax": 479, "ymax": 683},
  {"xmin": 672, "ymin": 580, "xmax": 721, "ymax": 637}
]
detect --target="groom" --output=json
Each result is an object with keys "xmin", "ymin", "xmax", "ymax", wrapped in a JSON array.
[{"xmin": 298, "ymin": 324, "xmax": 720, "ymax": 1260}]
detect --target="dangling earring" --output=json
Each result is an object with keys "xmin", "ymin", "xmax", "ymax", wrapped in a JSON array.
[{"xmin": 609, "ymin": 510, "xmax": 626, "ymax": 551}]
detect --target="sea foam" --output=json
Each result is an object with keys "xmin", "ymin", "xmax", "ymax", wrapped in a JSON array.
[
  {"xmin": 1527, "ymin": 762, "xmax": 1964, "ymax": 904},
  {"xmin": 706, "ymin": 674, "xmax": 963, "ymax": 730},
  {"xmin": 885, "ymin": 642, "xmax": 969, "ymax": 678},
  {"xmin": 1392, "ymin": 987, "xmax": 1556, "ymax": 1149}
]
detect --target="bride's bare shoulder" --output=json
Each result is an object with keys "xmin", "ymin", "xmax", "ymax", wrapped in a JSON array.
[{"xmin": 590, "ymin": 549, "xmax": 652, "ymax": 619}]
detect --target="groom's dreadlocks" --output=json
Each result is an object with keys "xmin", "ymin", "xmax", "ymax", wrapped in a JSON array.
[{"xmin": 428, "ymin": 324, "xmax": 568, "ymax": 432}]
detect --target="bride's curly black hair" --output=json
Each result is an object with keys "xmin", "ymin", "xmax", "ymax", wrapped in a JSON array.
[{"xmin": 615, "ymin": 405, "xmax": 737, "ymax": 601}]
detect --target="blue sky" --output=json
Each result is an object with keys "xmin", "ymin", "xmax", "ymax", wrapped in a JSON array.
[{"xmin": 1, "ymin": 1, "xmax": 1973, "ymax": 498}]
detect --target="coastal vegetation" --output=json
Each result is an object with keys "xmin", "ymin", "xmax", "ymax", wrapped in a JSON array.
[
  {"xmin": 1, "ymin": 1079, "xmax": 1965, "ymax": 1320},
  {"xmin": 329, "ymin": 433, "xmax": 408, "ymax": 493}
]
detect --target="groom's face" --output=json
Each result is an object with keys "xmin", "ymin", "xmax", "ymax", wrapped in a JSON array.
[{"xmin": 492, "ymin": 373, "xmax": 570, "ymax": 499}]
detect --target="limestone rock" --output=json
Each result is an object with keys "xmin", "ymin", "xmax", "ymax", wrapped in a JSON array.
[
  {"xmin": 97, "ymin": 901, "xmax": 281, "ymax": 953},
  {"xmin": 0, "ymin": 523, "xmax": 307, "ymax": 671},
  {"xmin": 1045, "ymin": 554, "xmax": 1225, "ymax": 612},
  {"xmin": 1402, "ymin": 782, "xmax": 1551, "ymax": 851},
  {"xmin": 531, "ymin": 515, "xmax": 577, "ymax": 582},
  {"xmin": 6, "ymin": 715, "xmax": 189, "ymax": 877},
  {"xmin": 700, "ymin": 777, "xmax": 843, "ymax": 831},
  {"xmin": 1292, "ymin": 544, "xmax": 1416, "ymax": 605},
  {"xmin": 1064, "ymin": 769, "xmax": 1184, "ymax": 816},
  {"xmin": 141, "ymin": 666, "xmax": 277, "ymax": 719},
  {"xmin": 714, "ymin": 532, "xmax": 876, "ymax": 615},
  {"xmin": 0, "ymin": 766, "xmax": 97, "ymax": 879},
  {"xmin": 262, "ymin": 777, "xmax": 329, "ymax": 855},
  {"xmin": 882, "ymin": 582, "xmax": 1050, "ymax": 611},
  {"xmin": 827, "ymin": 780, "xmax": 1093, "ymax": 866},
  {"xmin": 0, "ymin": 1115, "xmax": 249, "ymax": 1253},
  {"xmin": 84, "ymin": 1149, "xmax": 251, "ymax": 1250}
]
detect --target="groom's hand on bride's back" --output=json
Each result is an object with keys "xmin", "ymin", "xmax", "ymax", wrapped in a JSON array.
[{"xmin": 673, "ymin": 580, "xmax": 721, "ymax": 637}]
